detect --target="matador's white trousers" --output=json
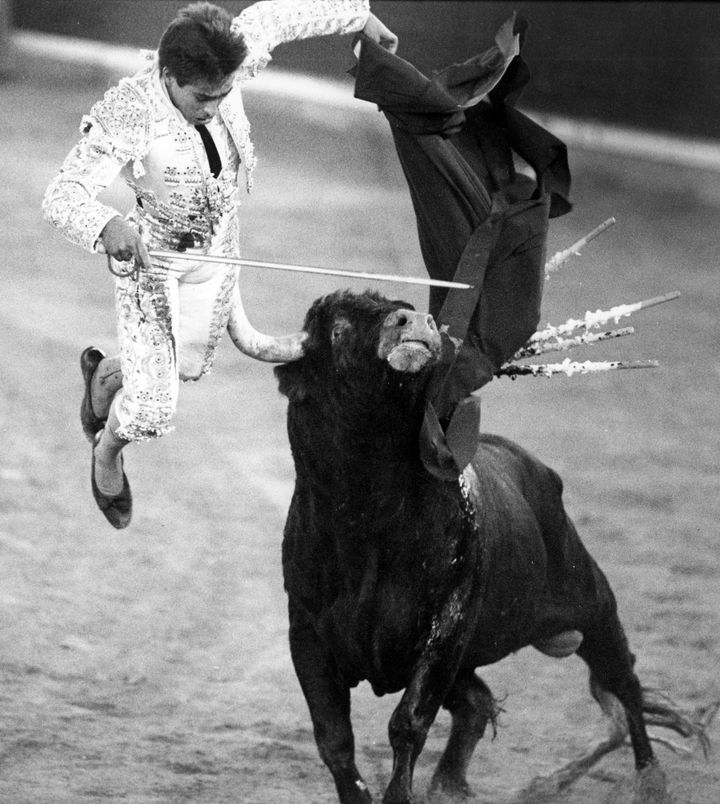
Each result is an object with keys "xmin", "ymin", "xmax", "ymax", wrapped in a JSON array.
[{"xmin": 112, "ymin": 259, "xmax": 239, "ymax": 442}]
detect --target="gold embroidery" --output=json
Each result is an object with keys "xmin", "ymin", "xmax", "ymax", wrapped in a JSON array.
[{"xmin": 44, "ymin": 0, "xmax": 371, "ymax": 441}]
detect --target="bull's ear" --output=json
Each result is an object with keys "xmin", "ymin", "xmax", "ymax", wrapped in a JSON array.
[{"xmin": 274, "ymin": 361, "xmax": 308, "ymax": 402}]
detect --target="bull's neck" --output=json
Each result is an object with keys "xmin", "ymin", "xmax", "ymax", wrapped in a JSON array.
[
  {"xmin": 339, "ymin": 393, "xmax": 422, "ymax": 469},
  {"xmin": 290, "ymin": 390, "xmax": 427, "ymax": 516}
]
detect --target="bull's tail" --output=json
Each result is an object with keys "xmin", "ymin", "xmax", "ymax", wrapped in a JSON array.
[
  {"xmin": 639, "ymin": 687, "xmax": 717, "ymax": 759},
  {"xmin": 591, "ymin": 677, "xmax": 717, "ymax": 758},
  {"xmin": 509, "ymin": 683, "xmax": 717, "ymax": 803}
]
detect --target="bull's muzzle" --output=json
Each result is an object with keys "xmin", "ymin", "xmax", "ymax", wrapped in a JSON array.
[{"xmin": 378, "ymin": 308, "xmax": 442, "ymax": 373}]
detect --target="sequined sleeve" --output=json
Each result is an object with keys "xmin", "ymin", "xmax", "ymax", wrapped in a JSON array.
[
  {"xmin": 233, "ymin": 0, "xmax": 370, "ymax": 78},
  {"xmin": 42, "ymin": 80, "xmax": 151, "ymax": 254}
]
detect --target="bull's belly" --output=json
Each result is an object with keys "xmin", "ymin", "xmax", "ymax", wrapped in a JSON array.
[
  {"xmin": 460, "ymin": 590, "xmax": 600, "ymax": 668},
  {"xmin": 319, "ymin": 602, "xmax": 549, "ymax": 692},
  {"xmin": 311, "ymin": 581, "xmax": 594, "ymax": 694},
  {"xmin": 312, "ymin": 566, "xmax": 565, "ymax": 693}
]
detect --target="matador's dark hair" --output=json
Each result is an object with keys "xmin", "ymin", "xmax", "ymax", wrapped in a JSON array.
[{"xmin": 158, "ymin": 2, "xmax": 247, "ymax": 86}]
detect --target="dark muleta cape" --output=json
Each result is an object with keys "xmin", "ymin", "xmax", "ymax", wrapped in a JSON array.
[{"xmin": 351, "ymin": 16, "xmax": 572, "ymax": 479}]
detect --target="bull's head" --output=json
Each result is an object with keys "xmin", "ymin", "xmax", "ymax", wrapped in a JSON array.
[{"xmin": 274, "ymin": 289, "xmax": 442, "ymax": 402}]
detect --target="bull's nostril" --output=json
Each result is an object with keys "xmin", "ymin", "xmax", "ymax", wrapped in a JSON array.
[
  {"xmin": 397, "ymin": 313, "xmax": 408, "ymax": 326},
  {"xmin": 426, "ymin": 315, "xmax": 435, "ymax": 328}
]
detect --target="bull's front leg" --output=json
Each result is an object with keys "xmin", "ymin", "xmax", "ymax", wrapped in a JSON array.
[
  {"xmin": 288, "ymin": 600, "xmax": 372, "ymax": 804},
  {"xmin": 383, "ymin": 589, "xmax": 476, "ymax": 804}
]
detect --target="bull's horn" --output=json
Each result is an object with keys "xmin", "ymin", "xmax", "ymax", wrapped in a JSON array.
[{"xmin": 226, "ymin": 284, "xmax": 307, "ymax": 363}]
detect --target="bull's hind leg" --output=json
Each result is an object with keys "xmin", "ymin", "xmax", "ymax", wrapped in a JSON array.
[
  {"xmin": 428, "ymin": 671, "xmax": 499, "ymax": 801},
  {"xmin": 515, "ymin": 612, "xmax": 676, "ymax": 803},
  {"xmin": 577, "ymin": 619, "xmax": 655, "ymax": 768},
  {"xmin": 577, "ymin": 613, "xmax": 670, "ymax": 803},
  {"xmin": 288, "ymin": 603, "xmax": 371, "ymax": 804}
]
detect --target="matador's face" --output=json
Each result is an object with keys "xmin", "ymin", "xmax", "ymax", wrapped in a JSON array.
[{"xmin": 162, "ymin": 69, "xmax": 235, "ymax": 126}]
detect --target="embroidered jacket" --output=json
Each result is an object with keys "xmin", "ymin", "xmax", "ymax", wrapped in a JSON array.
[{"xmin": 43, "ymin": 0, "xmax": 370, "ymax": 257}]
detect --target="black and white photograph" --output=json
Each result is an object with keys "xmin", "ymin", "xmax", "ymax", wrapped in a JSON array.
[{"xmin": 0, "ymin": 2, "xmax": 718, "ymax": 801}]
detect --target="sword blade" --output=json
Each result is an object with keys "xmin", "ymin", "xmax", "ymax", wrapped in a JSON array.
[{"xmin": 148, "ymin": 250, "xmax": 472, "ymax": 290}]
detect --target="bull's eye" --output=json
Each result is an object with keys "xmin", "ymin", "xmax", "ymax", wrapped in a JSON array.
[{"xmin": 331, "ymin": 319, "xmax": 350, "ymax": 343}]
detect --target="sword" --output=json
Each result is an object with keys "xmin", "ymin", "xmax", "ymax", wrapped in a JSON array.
[{"xmin": 143, "ymin": 250, "xmax": 473, "ymax": 290}]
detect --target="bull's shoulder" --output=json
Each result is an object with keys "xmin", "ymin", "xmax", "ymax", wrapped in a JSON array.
[{"xmin": 476, "ymin": 433, "xmax": 561, "ymax": 486}]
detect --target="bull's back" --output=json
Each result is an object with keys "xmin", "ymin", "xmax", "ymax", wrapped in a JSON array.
[
  {"xmin": 472, "ymin": 433, "xmax": 567, "ymax": 525},
  {"xmin": 468, "ymin": 433, "xmax": 571, "ymax": 545}
]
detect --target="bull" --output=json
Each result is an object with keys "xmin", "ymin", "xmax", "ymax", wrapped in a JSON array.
[{"xmin": 274, "ymin": 288, "xmax": 704, "ymax": 804}]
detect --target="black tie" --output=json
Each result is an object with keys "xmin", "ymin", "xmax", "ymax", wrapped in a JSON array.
[{"xmin": 195, "ymin": 124, "xmax": 222, "ymax": 178}]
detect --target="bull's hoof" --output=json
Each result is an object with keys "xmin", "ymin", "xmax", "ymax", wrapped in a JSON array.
[
  {"xmin": 382, "ymin": 781, "xmax": 417, "ymax": 804},
  {"xmin": 334, "ymin": 772, "xmax": 373, "ymax": 804},
  {"xmin": 532, "ymin": 629, "xmax": 583, "ymax": 658},
  {"xmin": 604, "ymin": 763, "xmax": 672, "ymax": 804},
  {"xmin": 428, "ymin": 773, "xmax": 475, "ymax": 802},
  {"xmin": 427, "ymin": 783, "xmax": 475, "ymax": 804},
  {"xmin": 631, "ymin": 764, "xmax": 671, "ymax": 804}
]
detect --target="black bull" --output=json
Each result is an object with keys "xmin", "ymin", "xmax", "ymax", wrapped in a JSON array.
[{"xmin": 275, "ymin": 290, "xmax": 701, "ymax": 804}]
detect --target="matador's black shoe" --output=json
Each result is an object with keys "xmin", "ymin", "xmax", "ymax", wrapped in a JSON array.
[
  {"xmin": 80, "ymin": 346, "xmax": 107, "ymax": 442},
  {"xmin": 91, "ymin": 431, "xmax": 132, "ymax": 530}
]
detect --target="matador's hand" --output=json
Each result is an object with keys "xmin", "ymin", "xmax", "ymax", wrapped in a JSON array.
[
  {"xmin": 362, "ymin": 13, "xmax": 398, "ymax": 54},
  {"xmin": 100, "ymin": 216, "xmax": 152, "ymax": 272}
]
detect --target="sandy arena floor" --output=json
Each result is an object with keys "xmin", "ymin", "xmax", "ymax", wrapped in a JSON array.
[{"xmin": 0, "ymin": 61, "xmax": 718, "ymax": 803}]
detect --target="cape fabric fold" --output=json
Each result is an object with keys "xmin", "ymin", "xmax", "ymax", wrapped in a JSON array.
[{"xmin": 352, "ymin": 18, "xmax": 572, "ymax": 476}]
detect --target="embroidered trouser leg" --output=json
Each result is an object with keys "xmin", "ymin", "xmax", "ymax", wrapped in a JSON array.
[{"xmin": 112, "ymin": 263, "xmax": 238, "ymax": 442}]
